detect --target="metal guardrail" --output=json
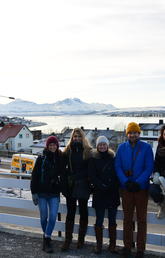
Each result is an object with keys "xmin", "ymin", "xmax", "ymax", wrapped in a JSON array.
[{"xmin": 0, "ymin": 176, "xmax": 164, "ymax": 249}]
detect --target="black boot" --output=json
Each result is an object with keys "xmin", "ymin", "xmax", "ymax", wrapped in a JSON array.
[
  {"xmin": 94, "ymin": 225, "xmax": 103, "ymax": 254},
  {"xmin": 42, "ymin": 235, "xmax": 46, "ymax": 251},
  {"xmin": 108, "ymin": 224, "xmax": 118, "ymax": 253},
  {"xmin": 61, "ymin": 220, "xmax": 74, "ymax": 251},
  {"xmin": 77, "ymin": 220, "xmax": 88, "ymax": 249},
  {"xmin": 44, "ymin": 237, "xmax": 53, "ymax": 253}
]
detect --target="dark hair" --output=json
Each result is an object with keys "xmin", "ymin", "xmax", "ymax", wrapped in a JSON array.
[{"xmin": 158, "ymin": 125, "xmax": 165, "ymax": 147}]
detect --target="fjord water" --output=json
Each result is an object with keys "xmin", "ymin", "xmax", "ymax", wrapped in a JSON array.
[{"xmin": 25, "ymin": 115, "xmax": 165, "ymax": 133}]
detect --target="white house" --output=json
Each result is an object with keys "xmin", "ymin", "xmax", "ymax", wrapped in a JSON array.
[
  {"xmin": 139, "ymin": 119, "xmax": 164, "ymax": 156},
  {"xmin": 0, "ymin": 124, "xmax": 33, "ymax": 152}
]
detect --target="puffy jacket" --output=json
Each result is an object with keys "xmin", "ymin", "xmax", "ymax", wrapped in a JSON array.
[
  {"xmin": 89, "ymin": 150, "xmax": 120, "ymax": 209},
  {"xmin": 115, "ymin": 140, "xmax": 154, "ymax": 189},
  {"xmin": 30, "ymin": 149, "xmax": 62, "ymax": 196},
  {"xmin": 154, "ymin": 145, "xmax": 165, "ymax": 177}
]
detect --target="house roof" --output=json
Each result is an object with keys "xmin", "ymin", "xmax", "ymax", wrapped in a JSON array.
[
  {"xmin": 0, "ymin": 124, "xmax": 25, "ymax": 143},
  {"xmin": 139, "ymin": 123, "xmax": 164, "ymax": 131}
]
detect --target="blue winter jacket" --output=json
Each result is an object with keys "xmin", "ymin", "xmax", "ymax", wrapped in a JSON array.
[{"xmin": 115, "ymin": 140, "xmax": 154, "ymax": 190}]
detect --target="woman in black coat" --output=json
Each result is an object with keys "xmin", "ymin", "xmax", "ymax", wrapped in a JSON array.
[
  {"xmin": 61, "ymin": 128, "xmax": 92, "ymax": 251},
  {"xmin": 89, "ymin": 136, "xmax": 120, "ymax": 254},
  {"xmin": 149, "ymin": 125, "xmax": 165, "ymax": 218},
  {"xmin": 31, "ymin": 136, "xmax": 62, "ymax": 253}
]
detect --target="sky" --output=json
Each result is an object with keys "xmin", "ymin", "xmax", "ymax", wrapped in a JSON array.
[{"xmin": 0, "ymin": 0, "xmax": 165, "ymax": 108}]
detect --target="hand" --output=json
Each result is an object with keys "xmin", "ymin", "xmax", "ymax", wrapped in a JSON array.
[
  {"xmin": 32, "ymin": 194, "xmax": 38, "ymax": 206},
  {"xmin": 153, "ymin": 172, "xmax": 160, "ymax": 185},
  {"xmin": 125, "ymin": 180, "xmax": 140, "ymax": 192}
]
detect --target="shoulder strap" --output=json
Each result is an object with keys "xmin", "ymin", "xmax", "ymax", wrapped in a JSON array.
[{"xmin": 41, "ymin": 156, "xmax": 46, "ymax": 184}]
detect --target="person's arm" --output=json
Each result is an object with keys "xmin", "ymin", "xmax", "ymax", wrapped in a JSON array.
[
  {"xmin": 30, "ymin": 156, "xmax": 41, "ymax": 194},
  {"xmin": 115, "ymin": 145, "xmax": 128, "ymax": 187},
  {"xmin": 154, "ymin": 147, "xmax": 161, "ymax": 173},
  {"xmin": 135, "ymin": 145, "xmax": 154, "ymax": 186}
]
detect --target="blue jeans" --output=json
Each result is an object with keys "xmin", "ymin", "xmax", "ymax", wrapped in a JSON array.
[
  {"xmin": 95, "ymin": 207, "xmax": 117, "ymax": 227},
  {"xmin": 38, "ymin": 195, "xmax": 60, "ymax": 237}
]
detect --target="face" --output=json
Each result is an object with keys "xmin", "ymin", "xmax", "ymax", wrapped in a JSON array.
[
  {"xmin": 163, "ymin": 130, "xmax": 165, "ymax": 141},
  {"xmin": 48, "ymin": 143, "xmax": 57, "ymax": 152},
  {"xmin": 72, "ymin": 132, "xmax": 82, "ymax": 142},
  {"xmin": 127, "ymin": 132, "xmax": 140, "ymax": 144},
  {"xmin": 97, "ymin": 142, "xmax": 108, "ymax": 152}
]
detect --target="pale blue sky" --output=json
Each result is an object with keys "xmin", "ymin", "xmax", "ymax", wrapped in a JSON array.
[{"xmin": 0, "ymin": 0, "xmax": 165, "ymax": 108}]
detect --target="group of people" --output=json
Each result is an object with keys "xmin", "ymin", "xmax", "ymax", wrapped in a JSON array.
[{"xmin": 30, "ymin": 123, "xmax": 165, "ymax": 257}]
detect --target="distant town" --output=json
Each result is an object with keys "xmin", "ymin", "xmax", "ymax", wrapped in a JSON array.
[
  {"xmin": 0, "ymin": 116, "xmax": 46, "ymax": 128},
  {"xmin": 0, "ymin": 115, "xmax": 164, "ymax": 158}
]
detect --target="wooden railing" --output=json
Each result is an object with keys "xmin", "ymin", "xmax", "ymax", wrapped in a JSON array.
[{"xmin": 0, "ymin": 175, "xmax": 164, "ymax": 248}]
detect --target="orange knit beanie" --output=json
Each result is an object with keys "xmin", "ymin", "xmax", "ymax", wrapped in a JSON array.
[{"xmin": 126, "ymin": 122, "xmax": 141, "ymax": 135}]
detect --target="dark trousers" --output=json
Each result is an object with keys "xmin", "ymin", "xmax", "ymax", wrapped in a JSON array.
[
  {"xmin": 149, "ymin": 184, "xmax": 164, "ymax": 203},
  {"xmin": 95, "ymin": 207, "xmax": 117, "ymax": 227},
  {"xmin": 121, "ymin": 189, "xmax": 148, "ymax": 252},
  {"xmin": 66, "ymin": 196, "xmax": 88, "ymax": 223}
]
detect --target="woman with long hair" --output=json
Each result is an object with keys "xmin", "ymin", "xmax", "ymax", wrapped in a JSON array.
[
  {"xmin": 149, "ymin": 125, "xmax": 165, "ymax": 218},
  {"xmin": 89, "ymin": 136, "xmax": 120, "ymax": 254},
  {"xmin": 61, "ymin": 128, "xmax": 92, "ymax": 251},
  {"xmin": 31, "ymin": 136, "xmax": 62, "ymax": 253}
]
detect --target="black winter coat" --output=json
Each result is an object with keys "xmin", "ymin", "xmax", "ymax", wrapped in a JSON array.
[
  {"xmin": 61, "ymin": 142, "xmax": 91, "ymax": 199},
  {"xmin": 88, "ymin": 151, "xmax": 120, "ymax": 209},
  {"xmin": 154, "ymin": 145, "xmax": 165, "ymax": 177},
  {"xmin": 30, "ymin": 149, "xmax": 62, "ymax": 196}
]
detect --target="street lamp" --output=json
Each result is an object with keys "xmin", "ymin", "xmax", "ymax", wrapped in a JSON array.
[{"xmin": 0, "ymin": 95, "xmax": 15, "ymax": 100}]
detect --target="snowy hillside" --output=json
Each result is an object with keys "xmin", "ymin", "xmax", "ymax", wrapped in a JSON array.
[{"xmin": 0, "ymin": 98, "xmax": 116, "ymax": 116}]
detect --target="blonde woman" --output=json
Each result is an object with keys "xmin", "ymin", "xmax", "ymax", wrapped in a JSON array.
[{"xmin": 61, "ymin": 128, "xmax": 92, "ymax": 251}]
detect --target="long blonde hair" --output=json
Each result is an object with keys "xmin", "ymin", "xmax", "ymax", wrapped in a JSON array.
[{"xmin": 64, "ymin": 128, "xmax": 92, "ymax": 159}]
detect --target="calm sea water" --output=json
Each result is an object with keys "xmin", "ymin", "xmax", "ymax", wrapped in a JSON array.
[{"xmin": 25, "ymin": 115, "xmax": 165, "ymax": 133}]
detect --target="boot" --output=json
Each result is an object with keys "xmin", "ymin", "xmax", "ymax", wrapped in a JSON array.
[
  {"xmin": 108, "ymin": 224, "xmax": 118, "ymax": 253},
  {"xmin": 157, "ymin": 200, "xmax": 165, "ymax": 219},
  {"xmin": 94, "ymin": 225, "xmax": 103, "ymax": 254},
  {"xmin": 77, "ymin": 220, "xmax": 88, "ymax": 249},
  {"xmin": 44, "ymin": 237, "xmax": 53, "ymax": 253},
  {"xmin": 61, "ymin": 220, "xmax": 74, "ymax": 251},
  {"xmin": 42, "ymin": 235, "xmax": 46, "ymax": 251}
]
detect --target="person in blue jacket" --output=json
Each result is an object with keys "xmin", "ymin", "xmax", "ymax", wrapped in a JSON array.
[{"xmin": 115, "ymin": 122, "xmax": 154, "ymax": 258}]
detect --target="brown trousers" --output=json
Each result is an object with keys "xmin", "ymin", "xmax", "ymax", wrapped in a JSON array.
[{"xmin": 121, "ymin": 189, "xmax": 148, "ymax": 252}]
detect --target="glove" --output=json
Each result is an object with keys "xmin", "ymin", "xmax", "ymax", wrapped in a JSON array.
[
  {"xmin": 32, "ymin": 194, "xmax": 38, "ymax": 206},
  {"xmin": 125, "ymin": 180, "xmax": 140, "ymax": 192},
  {"xmin": 153, "ymin": 172, "xmax": 160, "ymax": 185}
]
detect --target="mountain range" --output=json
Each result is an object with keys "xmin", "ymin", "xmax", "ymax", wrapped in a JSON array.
[
  {"xmin": 0, "ymin": 98, "xmax": 116, "ymax": 116},
  {"xmin": 0, "ymin": 98, "xmax": 164, "ymax": 116}
]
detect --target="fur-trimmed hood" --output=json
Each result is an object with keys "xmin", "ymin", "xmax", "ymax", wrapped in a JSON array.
[{"xmin": 91, "ymin": 149, "xmax": 115, "ymax": 159}]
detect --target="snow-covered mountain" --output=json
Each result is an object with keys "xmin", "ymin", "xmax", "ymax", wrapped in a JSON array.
[{"xmin": 0, "ymin": 98, "xmax": 116, "ymax": 116}]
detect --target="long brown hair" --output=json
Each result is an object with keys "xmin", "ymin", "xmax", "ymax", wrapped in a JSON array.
[
  {"xmin": 158, "ymin": 125, "xmax": 165, "ymax": 147},
  {"xmin": 64, "ymin": 128, "xmax": 92, "ymax": 159}
]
